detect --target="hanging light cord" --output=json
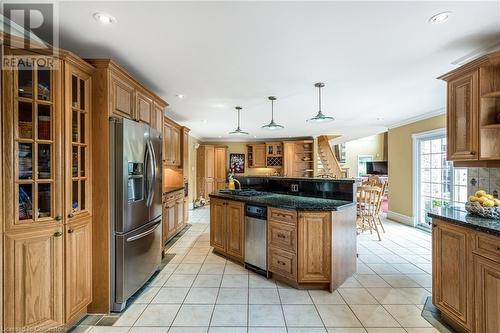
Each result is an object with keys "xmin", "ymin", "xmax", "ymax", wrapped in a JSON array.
[
  {"xmin": 318, "ymin": 85, "xmax": 322, "ymax": 113},
  {"xmin": 237, "ymin": 109, "xmax": 241, "ymax": 128},
  {"xmin": 271, "ymin": 99, "xmax": 275, "ymax": 121}
]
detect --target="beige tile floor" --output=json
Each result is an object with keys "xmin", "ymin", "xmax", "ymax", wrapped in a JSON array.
[{"xmin": 81, "ymin": 206, "xmax": 440, "ymax": 333}]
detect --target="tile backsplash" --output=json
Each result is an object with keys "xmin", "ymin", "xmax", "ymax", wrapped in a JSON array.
[{"xmin": 467, "ymin": 168, "xmax": 500, "ymax": 198}]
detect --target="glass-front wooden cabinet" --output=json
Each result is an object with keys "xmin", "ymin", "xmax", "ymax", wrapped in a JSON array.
[
  {"xmin": 4, "ymin": 58, "xmax": 63, "ymax": 231},
  {"xmin": 65, "ymin": 64, "xmax": 91, "ymax": 220}
]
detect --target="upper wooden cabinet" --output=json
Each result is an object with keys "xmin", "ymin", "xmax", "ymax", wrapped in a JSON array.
[
  {"xmin": 181, "ymin": 127, "xmax": 190, "ymax": 173},
  {"xmin": 152, "ymin": 102, "xmax": 165, "ymax": 133},
  {"xmin": 197, "ymin": 145, "xmax": 226, "ymax": 198},
  {"xmin": 163, "ymin": 118, "xmax": 181, "ymax": 167},
  {"xmin": 439, "ymin": 52, "xmax": 500, "ymax": 164},
  {"xmin": 447, "ymin": 71, "xmax": 479, "ymax": 161},
  {"xmin": 87, "ymin": 59, "xmax": 168, "ymax": 126},
  {"xmin": 248, "ymin": 144, "xmax": 266, "ymax": 168}
]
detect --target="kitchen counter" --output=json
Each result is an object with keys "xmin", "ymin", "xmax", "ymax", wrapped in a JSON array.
[
  {"xmin": 163, "ymin": 186, "xmax": 184, "ymax": 195},
  {"xmin": 209, "ymin": 191, "xmax": 355, "ymax": 211},
  {"xmin": 428, "ymin": 206, "xmax": 500, "ymax": 236}
]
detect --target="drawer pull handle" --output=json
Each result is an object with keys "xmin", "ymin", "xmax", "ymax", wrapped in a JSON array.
[
  {"xmin": 68, "ymin": 229, "xmax": 74, "ymax": 234},
  {"xmin": 496, "ymin": 246, "xmax": 500, "ymax": 251},
  {"xmin": 277, "ymin": 233, "xmax": 286, "ymax": 239},
  {"xmin": 54, "ymin": 231, "xmax": 62, "ymax": 237},
  {"xmin": 277, "ymin": 260, "xmax": 286, "ymax": 266},
  {"xmin": 55, "ymin": 215, "xmax": 62, "ymax": 221}
]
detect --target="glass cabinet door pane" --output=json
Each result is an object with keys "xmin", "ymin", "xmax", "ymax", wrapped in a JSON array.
[
  {"xmin": 80, "ymin": 113, "xmax": 85, "ymax": 143},
  {"xmin": 72, "ymin": 181, "xmax": 79, "ymax": 211},
  {"xmin": 80, "ymin": 147, "xmax": 85, "ymax": 177},
  {"xmin": 18, "ymin": 102, "xmax": 33, "ymax": 139},
  {"xmin": 72, "ymin": 110, "xmax": 78, "ymax": 142},
  {"xmin": 81, "ymin": 180, "xmax": 86, "ymax": 210},
  {"xmin": 80, "ymin": 78, "xmax": 85, "ymax": 109},
  {"xmin": 72, "ymin": 75, "xmax": 78, "ymax": 108},
  {"xmin": 18, "ymin": 67, "xmax": 33, "ymax": 98},
  {"xmin": 37, "ymin": 66, "xmax": 51, "ymax": 101},
  {"xmin": 37, "ymin": 104, "xmax": 51, "ymax": 140},
  {"xmin": 38, "ymin": 144, "xmax": 51, "ymax": 179},
  {"xmin": 18, "ymin": 143, "xmax": 33, "ymax": 179},
  {"xmin": 38, "ymin": 183, "xmax": 51, "ymax": 218},
  {"xmin": 72, "ymin": 146, "xmax": 78, "ymax": 177},
  {"xmin": 19, "ymin": 184, "xmax": 33, "ymax": 220}
]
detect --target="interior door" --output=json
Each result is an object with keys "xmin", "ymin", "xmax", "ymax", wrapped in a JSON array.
[{"xmin": 114, "ymin": 118, "xmax": 149, "ymax": 233}]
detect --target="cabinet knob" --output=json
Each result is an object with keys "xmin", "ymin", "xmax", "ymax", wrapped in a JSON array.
[
  {"xmin": 470, "ymin": 151, "xmax": 476, "ymax": 155},
  {"xmin": 277, "ymin": 233, "xmax": 286, "ymax": 239},
  {"xmin": 277, "ymin": 260, "xmax": 286, "ymax": 266},
  {"xmin": 54, "ymin": 231, "xmax": 62, "ymax": 237},
  {"xmin": 55, "ymin": 215, "xmax": 62, "ymax": 221},
  {"xmin": 68, "ymin": 213, "xmax": 74, "ymax": 218},
  {"xmin": 68, "ymin": 229, "xmax": 74, "ymax": 234}
]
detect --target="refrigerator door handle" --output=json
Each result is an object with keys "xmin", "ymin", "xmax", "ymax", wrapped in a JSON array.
[
  {"xmin": 126, "ymin": 220, "xmax": 161, "ymax": 242},
  {"xmin": 148, "ymin": 139, "xmax": 157, "ymax": 207},
  {"xmin": 143, "ymin": 141, "xmax": 151, "ymax": 205}
]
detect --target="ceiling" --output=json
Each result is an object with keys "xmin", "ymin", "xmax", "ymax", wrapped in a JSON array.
[{"xmin": 58, "ymin": 1, "xmax": 500, "ymax": 142}]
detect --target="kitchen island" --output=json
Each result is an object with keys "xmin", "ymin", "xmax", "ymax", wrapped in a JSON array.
[
  {"xmin": 429, "ymin": 207, "xmax": 500, "ymax": 333},
  {"xmin": 209, "ymin": 177, "xmax": 358, "ymax": 291}
]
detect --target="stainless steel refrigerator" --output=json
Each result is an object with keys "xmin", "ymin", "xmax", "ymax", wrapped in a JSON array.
[{"xmin": 110, "ymin": 118, "xmax": 162, "ymax": 312}]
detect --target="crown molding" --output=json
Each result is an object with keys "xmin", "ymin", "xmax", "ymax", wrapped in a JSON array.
[{"xmin": 387, "ymin": 108, "xmax": 445, "ymax": 130}]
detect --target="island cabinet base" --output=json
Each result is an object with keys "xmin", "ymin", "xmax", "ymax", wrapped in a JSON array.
[{"xmin": 432, "ymin": 217, "xmax": 500, "ymax": 333}]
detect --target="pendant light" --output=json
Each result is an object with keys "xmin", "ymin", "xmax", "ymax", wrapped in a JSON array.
[
  {"xmin": 307, "ymin": 82, "xmax": 334, "ymax": 123},
  {"xmin": 261, "ymin": 96, "xmax": 284, "ymax": 130},
  {"xmin": 229, "ymin": 106, "xmax": 249, "ymax": 135}
]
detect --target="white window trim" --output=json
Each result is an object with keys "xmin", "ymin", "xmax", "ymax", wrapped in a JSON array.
[{"xmin": 412, "ymin": 128, "xmax": 446, "ymax": 228}]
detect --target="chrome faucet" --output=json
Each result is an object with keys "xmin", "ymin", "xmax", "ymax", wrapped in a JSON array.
[{"xmin": 233, "ymin": 178, "xmax": 241, "ymax": 190}]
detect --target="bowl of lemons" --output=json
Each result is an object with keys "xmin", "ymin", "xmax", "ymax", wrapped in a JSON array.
[{"xmin": 465, "ymin": 190, "xmax": 500, "ymax": 219}]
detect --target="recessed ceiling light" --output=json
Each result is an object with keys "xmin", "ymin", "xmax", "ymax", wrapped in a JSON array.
[
  {"xmin": 253, "ymin": 135, "xmax": 257, "ymax": 138},
  {"xmin": 176, "ymin": 94, "xmax": 185, "ymax": 99},
  {"xmin": 93, "ymin": 12, "xmax": 116, "ymax": 24},
  {"xmin": 376, "ymin": 117, "xmax": 384, "ymax": 121},
  {"xmin": 428, "ymin": 11, "xmax": 451, "ymax": 24},
  {"xmin": 218, "ymin": 135, "xmax": 222, "ymax": 138}
]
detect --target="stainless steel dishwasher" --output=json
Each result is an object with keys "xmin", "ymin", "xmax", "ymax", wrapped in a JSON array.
[{"xmin": 245, "ymin": 204, "xmax": 267, "ymax": 275}]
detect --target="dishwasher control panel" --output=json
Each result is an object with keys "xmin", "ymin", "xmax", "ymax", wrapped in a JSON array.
[{"xmin": 245, "ymin": 204, "xmax": 267, "ymax": 219}]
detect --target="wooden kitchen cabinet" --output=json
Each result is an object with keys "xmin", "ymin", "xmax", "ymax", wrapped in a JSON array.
[
  {"xmin": 474, "ymin": 254, "xmax": 500, "ymax": 333},
  {"xmin": 110, "ymin": 72, "xmax": 135, "ymax": 119},
  {"xmin": 175, "ymin": 197, "xmax": 184, "ymax": 231},
  {"xmin": 268, "ymin": 208, "xmax": 298, "ymax": 281},
  {"xmin": 283, "ymin": 141, "xmax": 295, "ymax": 177},
  {"xmin": 163, "ymin": 119, "xmax": 181, "ymax": 167},
  {"xmin": 65, "ymin": 218, "xmax": 92, "ymax": 322},
  {"xmin": 197, "ymin": 145, "xmax": 226, "ymax": 199},
  {"xmin": 152, "ymin": 102, "xmax": 164, "ymax": 133},
  {"xmin": 298, "ymin": 212, "xmax": 331, "ymax": 283},
  {"xmin": 136, "ymin": 90, "xmax": 153, "ymax": 125},
  {"xmin": 447, "ymin": 71, "xmax": 479, "ymax": 161},
  {"xmin": 162, "ymin": 190, "xmax": 185, "ymax": 246},
  {"xmin": 214, "ymin": 146, "xmax": 227, "ymax": 191},
  {"xmin": 432, "ymin": 219, "xmax": 473, "ymax": 332},
  {"xmin": 248, "ymin": 144, "xmax": 266, "ymax": 168},
  {"xmin": 209, "ymin": 198, "xmax": 244, "ymax": 261},
  {"xmin": 4, "ymin": 227, "xmax": 64, "ymax": 330}
]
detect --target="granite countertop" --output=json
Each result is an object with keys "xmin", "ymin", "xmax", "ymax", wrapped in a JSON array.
[
  {"xmin": 238, "ymin": 176, "xmax": 356, "ymax": 183},
  {"xmin": 209, "ymin": 191, "xmax": 355, "ymax": 211},
  {"xmin": 163, "ymin": 186, "xmax": 185, "ymax": 195},
  {"xmin": 428, "ymin": 206, "xmax": 500, "ymax": 236}
]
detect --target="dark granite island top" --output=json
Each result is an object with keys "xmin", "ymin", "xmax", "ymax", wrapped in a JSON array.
[
  {"xmin": 209, "ymin": 191, "xmax": 355, "ymax": 211},
  {"xmin": 428, "ymin": 206, "xmax": 500, "ymax": 236}
]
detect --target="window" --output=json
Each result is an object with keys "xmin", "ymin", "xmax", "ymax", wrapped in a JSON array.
[
  {"xmin": 358, "ymin": 155, "xmax": 373, "ymax": 177},
  {"xmin": 413, "ymin": 129, "xmax": 468, "ymax": 228}
]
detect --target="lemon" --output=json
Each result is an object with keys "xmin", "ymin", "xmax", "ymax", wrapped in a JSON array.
[
  {"xmin": 485, "ymin": 194, "xmax": 494, "ymax": 200},
  {"xmin": 477, "ymin": 197, "xmax": 488, "ymax": 204},
  {"xmin": 469, "ymin": 196, "xmax": 479, "ymax": 202},
  {"xmin": 494, "ymin": 199, "xmax": 500, "ymax": 206},
  {"xmin": 475, "ymin": 190, "xmax": 487, "ymax": 197},
  {"xmin": 482, "ymin": 200, "xmax": 495, "ymax": 207}
]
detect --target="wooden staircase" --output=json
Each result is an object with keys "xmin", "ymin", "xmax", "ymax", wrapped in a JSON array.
[{"xmin": 317, "ymin": 135, "xmax": 346, "ymax": 178}]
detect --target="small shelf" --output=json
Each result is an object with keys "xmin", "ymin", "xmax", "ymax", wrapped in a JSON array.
[
  {"xmin": 481, "ymin": 91, "xmax": 500, "ymax": 98},
  {"xmin": 481, "ymin": 123, "xmax": 500, "ymax": 129}
]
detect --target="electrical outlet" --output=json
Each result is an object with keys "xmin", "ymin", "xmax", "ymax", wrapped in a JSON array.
[{"xmin": 291, "ymin": 184, "xmax": 299, "ymax": 192}]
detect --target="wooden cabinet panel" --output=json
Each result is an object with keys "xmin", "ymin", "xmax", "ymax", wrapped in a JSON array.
[
  {"xmin": 181, "ymin": 127, "xmax": 190, "ymax": 171},
  {"xmin": 210, "ymin": 199, "xmax": 226, "ymax": 252},
  {"xmin": 175, "ymin": 199, "xmax": 184, "ymax": 231},
  {"xmin": 474, "ymin": 232, "xmax": 500, "ymax": 263},
  {"xmin": 4, "ymin": 227, "xmax": 64, "ymax": 330},
  {"xmin": 136, "ymin": 91, "xmax": 153, "ymax": 125},
  {"xmin": 172, "ymin": 127, "xmax": 181, "ymax": 166},
  {"xmin": 163, "ymin": 122, "xmax": 173, "ymax": 165},
  {"xmin": 152, "ymin": 103, "xmax": 164, "ymax": 133},
  {"xmin": 254, "ymin": 144, "xmax": 266, "ymax": 167},
  {"xmin": 226, "ymin": 201, "xmax": 245, "ymax": 260},
  {"xmin": 298, "ymin": 212, "xmax": 331, "ymax": 283},
  {"xmin": 205, "ymin": 146, "xmax": 215, "ymax": 178},
  {"xmin": 268, "ymin": 208, "xmax": 297, "ymax": 226},
  {"xmin": 283, "ymin": 142, "xmax": 295, "ymax": 177},
  {"xmin": 269, "ymin": 221, "xmax": 296, "ymax": 253},
  {"xmin": 269, "ymin": 247, "xmax": 296, "ymax": 280},
  {"xmin": 183, "ymin": 198, "xmax": 189, "ymax": 224},
  {"xmin": 432, "ymin": 220, "xmax": 473, "ymax": 331},
  {"xmin": 65, "ymin": 218, "xmax": 92, "ymax": 322},
  {"xmin": 110, "ymin": 73, "xmax": 135, "ymax": 119},
  {"xmin": 447, "ymin": 71, "xmax": 479, "ymax": 161},
  {"xmin": 474, "ymin": 255, "xmax": 500, "ymax": 333},
  {"xmin": 214, "ymin": 147, "xmax": 227, "ymax": 180}
]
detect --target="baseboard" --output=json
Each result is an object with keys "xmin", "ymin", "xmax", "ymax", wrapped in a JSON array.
[{"xmin": 387, "ymin": 211, "xmax": 416, "ymax": 227}]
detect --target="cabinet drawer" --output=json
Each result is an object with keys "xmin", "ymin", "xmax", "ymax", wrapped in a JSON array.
[
  {"xmin": 269, "ymin": 246, "xmax": 296, "ymax": 280},
  {"xmin": 268, "ymin": 208, "xmax": 297, "ymax": 226},
  {"xmin": 474, "ymin": 232, "xmax": 500, "ymax": 263},
  {"xmin": 269, "ymin": 221, "xmax": 296, "ymax": 253},
  {"xmin": 175, "ymin": 190, "xmax": 184, "ymax": 200}
]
